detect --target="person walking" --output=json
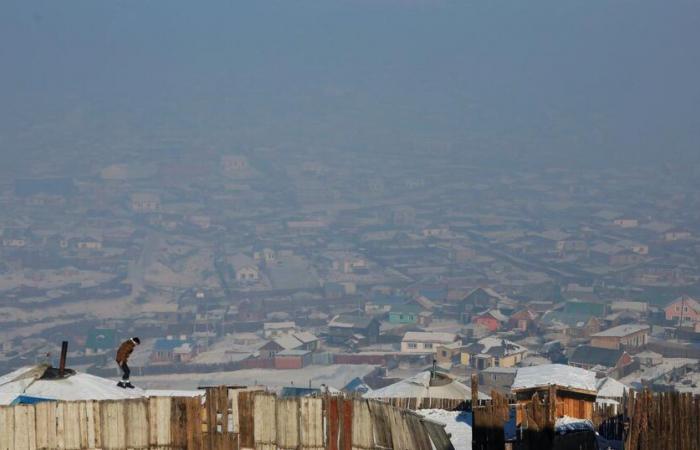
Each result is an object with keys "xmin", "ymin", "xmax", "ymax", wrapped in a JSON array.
[{"xmin": 115, "ymin": 337, "xmax": 140, "ymax": 388}]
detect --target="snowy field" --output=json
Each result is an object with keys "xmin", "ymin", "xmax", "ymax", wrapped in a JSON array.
[
  {"xmin": 417, "ymin": 409, "xmax": 471, "ymax": 450},
  {"xmin": 133, "ymin": 364, "xmax": 376, "ymax": 391}
]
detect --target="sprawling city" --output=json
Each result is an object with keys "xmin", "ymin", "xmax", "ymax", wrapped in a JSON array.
[{"xmin": 1, "ymin": 1, "xmax": 699, "ymax": 449}]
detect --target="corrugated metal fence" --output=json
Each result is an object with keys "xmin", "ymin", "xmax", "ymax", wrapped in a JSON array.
[{"xmin": 0, "ymin": 387, "xmax": 454, "ymax": 450}]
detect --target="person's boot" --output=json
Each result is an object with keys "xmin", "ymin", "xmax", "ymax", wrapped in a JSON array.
[
  {"xmin": 117, "ymin": 381, "xmax": 127, "ymax": 388},
  {"xmin": 124, "ymin": 381, "xmax": 135, "ymax": 389}
]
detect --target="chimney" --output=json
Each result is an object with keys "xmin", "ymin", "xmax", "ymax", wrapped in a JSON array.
[{"xmin": 59, "ymin": 341, "xmax": 68, "ymax": 377}]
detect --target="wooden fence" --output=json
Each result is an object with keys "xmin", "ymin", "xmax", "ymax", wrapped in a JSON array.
[
  {"xmin": 0, "ymin": 387, "xmax": 454, "ymax": 450},
  {"xmin": 471, "ymin": 375, "xmax": 600, "ymax": 450},
  {"xmin": 621, "ymin": 390, "xmax": 700, "ymax": 450},
  {"xmin": 470, "ymin": 379, "xmax": 700, "ymax": 450}
]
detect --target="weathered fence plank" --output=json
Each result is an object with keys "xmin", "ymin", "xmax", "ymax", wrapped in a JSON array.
[
  {"xmin": 351, "ymin": 400, "xmax": 373, "ymax": 450},
  {"xmin": 300, "ymin": 397, "xmax": 324, "ymax": 450},
  {"xmin": 125, "ymin": 399, "xmax": 149, "ymax": 449},
  {"xmin": 368, "ymin": 401, "xmax": 392, "ymax": 450},
  {"xmin": 100, "ymin": 400, "xmax": 127, "ymax": 450},
  {"xmin": 253, "ymin": 393, "xmax": 276, "ymax": 450},
  {"xmin": 34, "ymin": 401, "xmax": 56, "ymax": 450},
  {"xmin": 13, "ymin": 404, "xmax": 35, "ymax": 450},
  {"xmin": 276, "ymin": 397, "xmax": 299, "ymax": 450}
]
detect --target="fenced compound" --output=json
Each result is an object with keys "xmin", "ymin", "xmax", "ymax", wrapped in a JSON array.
[
  {"xmin": 470, "ymin": 380, "xmax": 700, "ymax": 450},
  {"xmin": 619, "ymin": 390, "xmax": 700, "ymax": 450},
  {"xmin": 472, "ymin": 384, "xmax": 599, "ymax": 450},
  {"xmin": 0, "ymin": 386, "xmax": 454, "ymax": 450}
]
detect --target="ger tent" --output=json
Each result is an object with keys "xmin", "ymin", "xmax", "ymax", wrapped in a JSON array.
[
  {"xmin": 364, "ymin": 370, "xmax": 489, "ymax": 410},
  {"xmin": 0, "ymin": 365, "xmax": 144, "ymax": 405},
  {"xmin": 0, "ymin": 364, "xmax": 202, "ymax": 405}
]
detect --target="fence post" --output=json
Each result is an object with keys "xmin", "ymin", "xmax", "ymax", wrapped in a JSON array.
[{"xmin": 471, "ymin": 373, "xmax": 480, "ymax": 450}]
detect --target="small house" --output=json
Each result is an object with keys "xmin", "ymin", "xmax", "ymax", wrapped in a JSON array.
[
  {"xmin": 568, "ymin": 345, "xmax": 633, "ymax": 377},
  {"xmin": 435, "ymin": 341, "xmax": 462, "ymax": 365},
  {"xmin": 590, "ymin": 324, "xmax": 649, "ymax": 350},
  {"xmin": 263, "ymin": 321, "xmax": 297, "ymax": 339},
  {"xmin": 229, "ymin": 254, "xmax": 260, "ymax": 283},
  {"xmin": 457, "ymin": 287, "xmax": 503, "ymax": 323},
  {"xmin": 508, "ymin": 309, "xmax": 539, "ymax": 332},
  {"xmin": 400, "ymin": 332, "xmax": 459, "ymax": 354},
  {"xmin": 327, "ymin": 315, "xmax": 380, "ymax": 345},
  {"xmin": 461, "ymin": 336, "xmax": 528, "ymax": 369},
  {"xmin": 151, "ymin": 338, "xmax": 196, "ymax": 363},
  {"xmin": 664, "ymin": 296, "xmax": 700, "ymax": 325},
  {"xmin": 472, "ymin": 309, "xmax": 508, "ymax": 332}
]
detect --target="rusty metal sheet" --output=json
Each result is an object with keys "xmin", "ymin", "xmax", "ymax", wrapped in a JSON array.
[{"xmin": 238, "ymin": 391, "xmax": 255, "ymax": 449}]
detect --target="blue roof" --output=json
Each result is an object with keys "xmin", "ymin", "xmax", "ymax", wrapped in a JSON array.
[
  {"xmin": 342, "ymin": 377, "xmax": 370, "ymax": 394},
  {"xmin": 280, "ymin": 387, "xmax": 320, "ymax": 398}
]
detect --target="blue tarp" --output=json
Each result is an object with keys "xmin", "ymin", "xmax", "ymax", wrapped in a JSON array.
[{"xmin": 11, "ymin": 395, "xmax": 54, "ymax": 405}]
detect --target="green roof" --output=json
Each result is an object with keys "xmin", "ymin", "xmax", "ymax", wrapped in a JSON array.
[{"xmin": 564, "ymin": 300, "xmax": 606, "ymax": 316}]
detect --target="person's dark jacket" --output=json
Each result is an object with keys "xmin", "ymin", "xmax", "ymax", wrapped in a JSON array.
[{"xmin": 116, "ymin": 339, "xmax": 136, "ymax": 365}]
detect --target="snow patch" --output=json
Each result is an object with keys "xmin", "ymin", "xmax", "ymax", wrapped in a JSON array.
[{"xmin": 417, "ymin": 409, "xmax": 471, "ymax": 450}]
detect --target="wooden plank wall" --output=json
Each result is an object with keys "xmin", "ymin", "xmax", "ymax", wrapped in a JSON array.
[
  {"xmin": 623, "ymin": 390, "xmax": 700, "ymax": 450},
  {"xmin": 0, "ymin": 389, "xmax": 453, "ymax": 450},
  {"xmin": 366, "ymin": 396, "xmax": 467, "ymax": 411},
  {"xmin": 471, "ymin": 384, "xmax": 700, "ymax": 450}
]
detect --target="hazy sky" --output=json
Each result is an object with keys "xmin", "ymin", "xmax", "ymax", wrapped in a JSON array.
[{"xmin": 1, "ymin": 0, "xmax": 699, "ymax": 169}]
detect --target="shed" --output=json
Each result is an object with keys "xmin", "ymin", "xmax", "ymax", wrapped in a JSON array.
[{"xmin": 512, "ymin": 364, "xmax": 598, "ymax": 424}]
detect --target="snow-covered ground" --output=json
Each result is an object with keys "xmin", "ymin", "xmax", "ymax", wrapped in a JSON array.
[
  {"xmin": 417, "ymin": 409, "xmax": 471, "ymax": 450},
  {"xmin": 134, "ymin": 364, "xmax": 376, "ymax": 392}
]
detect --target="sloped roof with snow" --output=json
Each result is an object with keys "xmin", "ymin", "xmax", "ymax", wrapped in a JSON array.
[
  {"xmin": 512, "ymin": 364, "xmax": 597, "ymax": 394},
  {"xmin": 596, "ymin": 377, "xmax": 629, "ymax": 399},
  {"xmin": 292, "ymin": 331, "xmax": 318, "ymax": 344},
  {"xmin": 274, "ymin": 334, "xmax": 304, "ymax": 350},
  {"xmin": 0, "ymin": 365, "xmax": 144, "ymax": 402},
  {"xmin": 464, "ymin": 337, "xmax": 527, "ymax": 357},
  {"xmin": 402, "ymin": 332, "xmax": 458, "ymax": 344},
  {"xmin": 364, "ymin": 371, "xmax": 490, "ymax": 401},
  {"xmin": 591, "ymin": 324, "xmax": 649, "ymax": 338}
]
